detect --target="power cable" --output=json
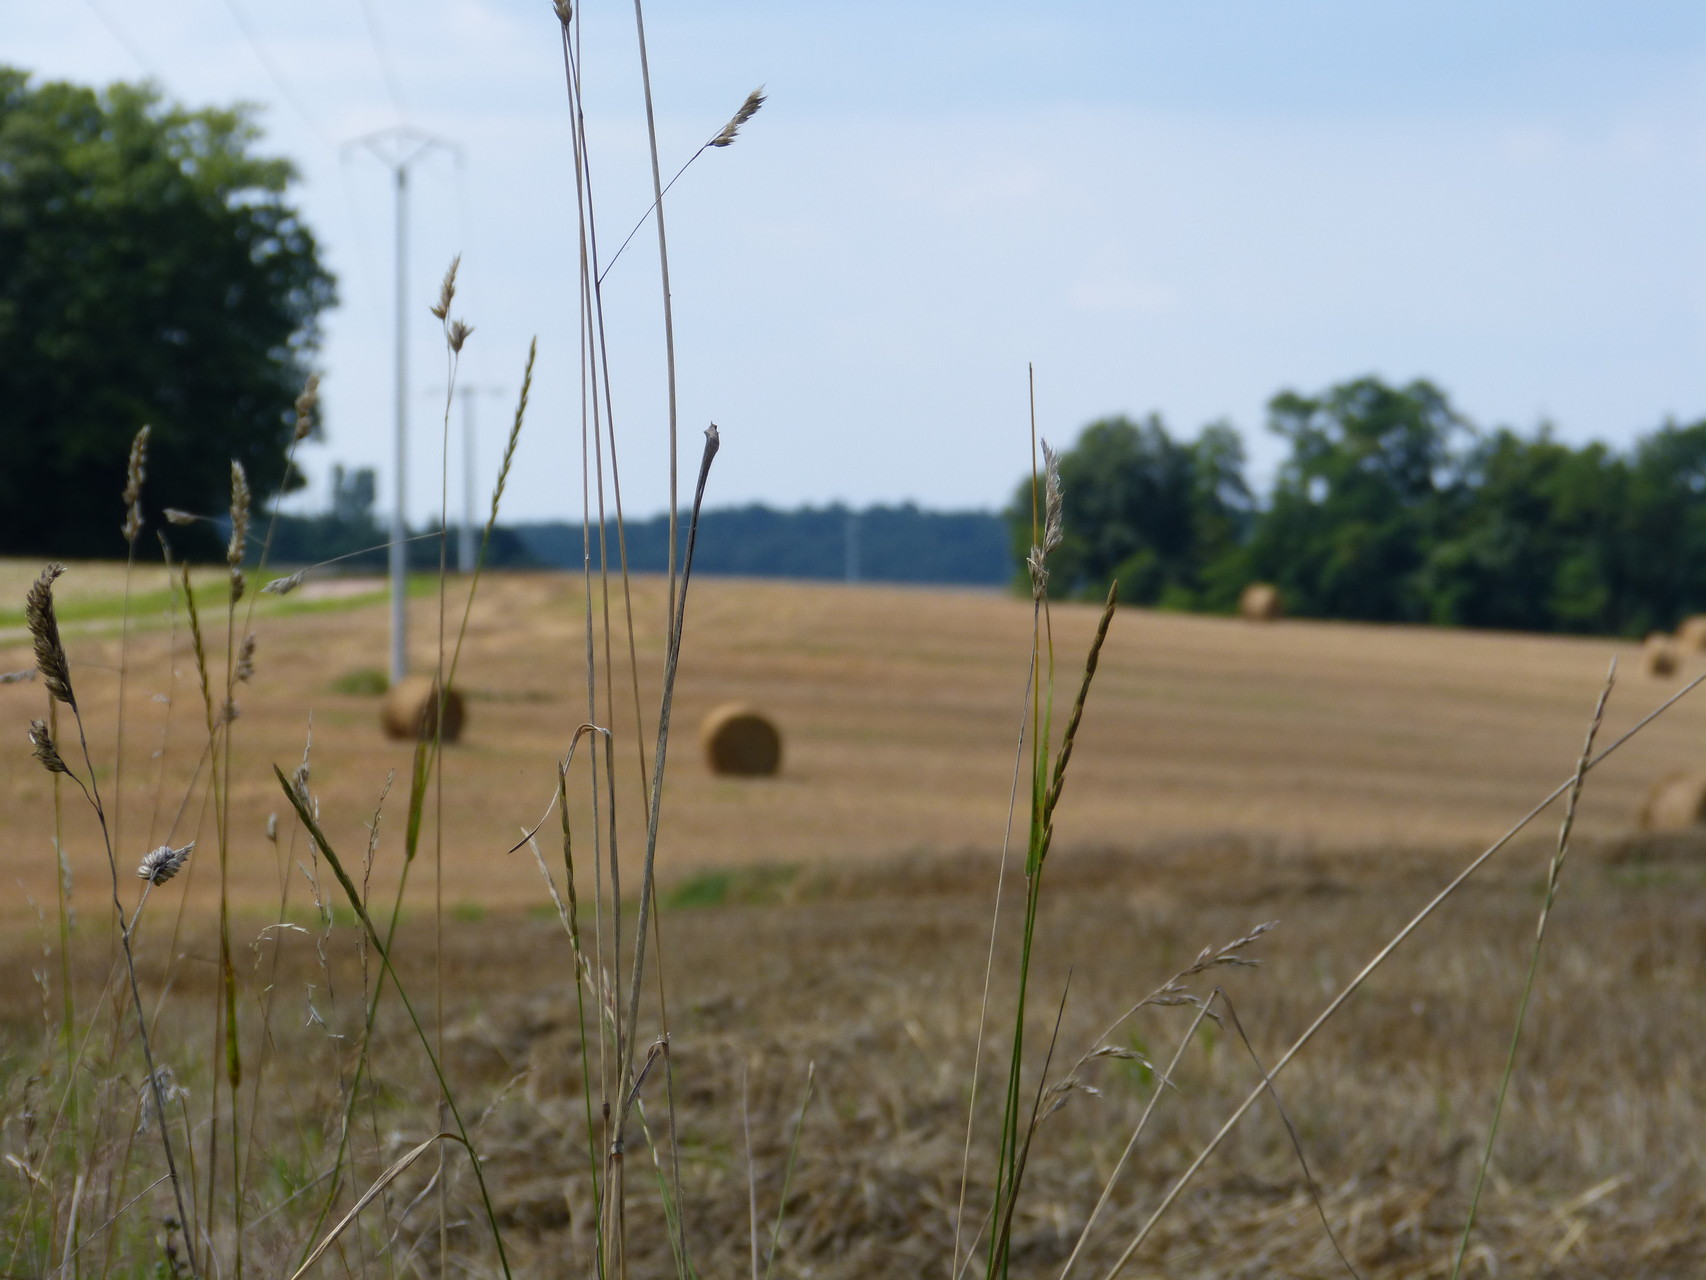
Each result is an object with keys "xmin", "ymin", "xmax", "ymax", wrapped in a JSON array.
[
  {"xmin": 355, "ymin": 0, "xmax": 410, "ymax": 125},
  {"xmin": 216, "ymin": 0, "xmax": 339, "ymax": 149},
  {"xmin": 79, "ymin": 0, "xmax": 164, "ymax": 81}
]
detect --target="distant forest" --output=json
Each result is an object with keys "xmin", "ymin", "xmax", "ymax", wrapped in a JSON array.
[
  {"xmin": 509, "ymin": 504, "xmax": 1010, "ymax": 585},
  {"xmin": 266, "ymin": 375, "xmax": 1706, "ymax": 639},
  {"xmin": 266, "ymin": 483, "xmax": 1010, "ymax": 587}
]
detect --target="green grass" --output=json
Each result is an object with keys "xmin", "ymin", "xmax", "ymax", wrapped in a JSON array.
[
  {"xmin": 330, "ymin": 667, "xmax": 390, "ymax": 696},
  {"xmin": 663, "ymin": 864, "xmax": 800, "ymax": 909}
]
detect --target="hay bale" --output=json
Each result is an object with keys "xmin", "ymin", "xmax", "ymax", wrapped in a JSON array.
[
  {"xmin": 381, "ymin": 674, "xmax": 465, "ymax": 742},
  {"xmin": 1638, "ymin": 772, "xmax": 1706, "ymax": 832},
  {"xmin": 1239, "ymin": 582, "xmax": 1282, "ymax": 622},
  {"xmin": 1642, "ymin": 633, "xmax": 1679, "ymax": 678},
  {"xmin": 1677, "ymin": 615, "xmax": 1706, "ymax": 652},
  {"xmin": 700, "ymin": 704, "xmax": 782, "ymax": 777}
]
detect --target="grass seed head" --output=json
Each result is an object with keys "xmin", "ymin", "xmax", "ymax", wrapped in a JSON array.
[
  {"xmin": 137, "ymin": 842, "xmax": 193, "ymax": 885},
  {"xmin": 236, "ymin": 633, "xmax": 256, "ymax": 683},
  {"xmin": 294, "ymin": 374, "xmax": 320, "ymax": 442},
  {"xmin": 263, "ymin": 570, "xmax": 305, "ymax": 596},
  {"xmin": 28, "ymin": 719, "xmax": 68, "ymax": 775},
  {"xmin": 710, "ymin": 86, "xmax": 766, "ymax": 147},
  {"xmin": 227, "ymin": 461, "xmax": 250, "ymax": 573},
  {"xmin": 26, "ymin": 564, "xmax": 73, "ymax": 705},
  {"xmin": 164, "ymin": 508, "xmax": 197, "ymax": 526},
  {"xmin": 431, "ymin": 255, "xmax": 460, "ymax": 321},
  {"xmin": 448, "ymin": 319, "xmax": 474, "ymax": 353},
  {"xmin": 123, "ymin": 425, "xmax": 150, "ymax": 545}
]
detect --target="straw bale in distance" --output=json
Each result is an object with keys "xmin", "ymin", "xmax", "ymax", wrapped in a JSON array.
[
  {"xmin": 1637, "ymin": 772, "xmax": 1706, "ymax": 832},
  {"xmin": 1239, "ymin": 582, "xmax": 1282, "ymax": 622},
  {"xmin": 1676, "ymin": 615, "xmax": 1706, "ymax": 652},
  {"xmin": 701, "ymin": 703, "xmax": 782, "ymax": 777},
  {"xmin": 381, "ymin": 674, "xmax": 465, "ymax": 743},
  {"xmin": 1642, "ymin": 633, "xmax": 1679, "ymax": 678}
]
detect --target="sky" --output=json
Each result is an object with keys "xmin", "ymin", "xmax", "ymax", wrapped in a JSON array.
[{"xmin": 13, "ymin": 2, "xmax": 1706, "ymax": 524}]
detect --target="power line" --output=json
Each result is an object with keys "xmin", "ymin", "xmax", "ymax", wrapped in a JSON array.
[
  {"xmin": 79, "ymin": 0, "xmax": 164, "ymax": 81},
  {"xmin": 356, "ymin": 0, "xmax": 410, "ymax": 124},
  {"xmin": 216, "ymin": 0, "xmax": 338, "ymax": 149}
]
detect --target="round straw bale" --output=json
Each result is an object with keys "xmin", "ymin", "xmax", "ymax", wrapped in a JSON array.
[
  {"xmin": 700, "ymin": 703, "xmax": 782, "ymax": 777},
  {"xmin": 1239, "ymin": 582, "xmax": 1282, "ymax": 622},
  {"xmin": 381, "ymin": 674, "xmax": 465, "ymax": 743},
  {"xmin": 1638, "ymin": 772, "xmax": 1706, "ymax": 832},
  {"xmin": 1642, "ymin": 633, "xmax": 1679, "ymax": 678},
  {"xmin": 1677, "ymin": 615, "xmax": 1706, "ymax": 652}
]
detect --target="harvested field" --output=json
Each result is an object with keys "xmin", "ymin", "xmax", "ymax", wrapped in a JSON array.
[
  {"xmin": 3, "ymin": 563, "xmax": 1704, "ymax": 1277},
  {"xmin": 3, "ymin": 840, "xmax": 1700, "ymax": 1278},
  {"xmin": 0, "ymin": 565, "xmax": 1700, "ymax": 912}
]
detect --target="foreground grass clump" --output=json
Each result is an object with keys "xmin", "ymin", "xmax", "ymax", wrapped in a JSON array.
[{"xmin": 3, "ymin": 840, "xmax": 1701, "ymax": 1277}]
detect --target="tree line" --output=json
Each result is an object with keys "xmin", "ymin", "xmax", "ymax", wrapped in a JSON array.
[{"xmin": 1010, "ymin": 376, "xmax": 1706, "ymax": 638}]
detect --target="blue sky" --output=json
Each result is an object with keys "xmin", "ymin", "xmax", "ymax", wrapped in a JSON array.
[{"xmin": 14, "ymin": 3, "xmax": 1706, "ymax": 523}]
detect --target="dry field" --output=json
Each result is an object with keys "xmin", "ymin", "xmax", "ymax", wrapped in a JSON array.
[
  {"xmin": 1, "ymin": 562, "xmax": 1701, "ymax": 911},
  {"xmin": 2, "ymin": 561, "xmax": 1703, "ymax": 1277}
]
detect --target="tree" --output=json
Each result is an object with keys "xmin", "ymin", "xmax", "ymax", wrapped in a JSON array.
[
  {"xmin": 1008, "ymin": 414, "xmax": 1254, "ymax": 607},
  {"xmin": 1246, "ymin": 377, "xmax": 1466, "ymax": 622},
  {"xmin": 0, "ymin": 68, "xmax": 335, "ymax": 557}
]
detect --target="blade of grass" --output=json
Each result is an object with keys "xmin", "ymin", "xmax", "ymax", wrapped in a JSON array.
[{"xmin": 1448, "ymin": 659, "xmax": 1615, "ymax": 1280}]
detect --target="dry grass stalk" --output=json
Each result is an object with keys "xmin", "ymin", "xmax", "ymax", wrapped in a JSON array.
[
  {"xmin": 431, "ymin": 254, "xmax": 460, "ymax": 321},
  {"xmin": 26, "ymin": 564, "xmax": 73, "ymax": 705},
  {"xmin": 262, "ymin": 570, "xmax": 306, "ymax": 596},
  {"xmin": 27, "ymin": 718, "xmax": 68, "ymax": 775},
  {"xmin": 293, "ymin": 374, "xmax": 320, "ymax": 442},
  {"xmin": 137, "ymin": 842, "xmax": 194, "ymax": 885},
  {"xmin": 122, "ymin": 425, "xmax": 150, "ymax": 545},
  {"xmin": 709, "ymin": 87, "xmax": 766, "ymax": 148}
]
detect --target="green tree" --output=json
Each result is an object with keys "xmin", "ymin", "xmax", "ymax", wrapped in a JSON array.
[
  {"xmin": 1008, "ymin": 414, "xmax": 1253, "ymax": 607},
  {"xmin": 1246, "ymin": 377, "xmax": 1466, "ymax": 622},
  {"xmin": 0, "ymin": 68, "xmax": 335, "ymax": 556}
]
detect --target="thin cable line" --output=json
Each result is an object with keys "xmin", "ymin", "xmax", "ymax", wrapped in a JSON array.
[
  {"xmin": 356, "ymin": 0, "xmax": 410, "ymax": 124},
  {"xmin": 80, "ymin": 0, "xmax": 163, "ymax": 79},
  {"xmin": 217, "ymin": 0, "xmax": 338, "ymax": 148}
]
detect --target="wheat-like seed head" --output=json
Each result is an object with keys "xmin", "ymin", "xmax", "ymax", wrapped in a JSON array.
[
  {"xmin": 552, "ymin": 0, "xmax": 572, "ymax": 24},
  {"xmin": 710, "ymin": 87, "xmax": 766, "ymax": 147},
  {"xmin": 28, "ymin": 719, "xmax": 68, "ymax": 775},
  {"xmin": 448, "ymin": 319, "xmax": 474, "ymax": 354},
  {"xmin": 137, "ymin": 842, "xmax": 194, "ymax": 885},
  {"xmin": 122, "ymin": 425, "xmax": 150, "ymax": 545},
  {"xmin": 294, "ymin": 374, "xmax": 320, "ymax": 442},
  {"xmin": 26, "ymin": 565, "xmax": 73, "ymax": 705},
  {"xmin": 263, "ymin": 570, "xmax": 305, "ymax": 596},
  {"xmin": 236, "ymin": 634, "xmax": 256, "ymax": 683},
  {"xmin": 1040, "ymin": 439, "xmax": 1063, "ymax": 556},
  {"xmin": 431, "ymin": 255, "xmax": 460, "ymax": 321},
  {"xmin": 227, "ymin": 462, "xmax": 250, "ymax": 574}
]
